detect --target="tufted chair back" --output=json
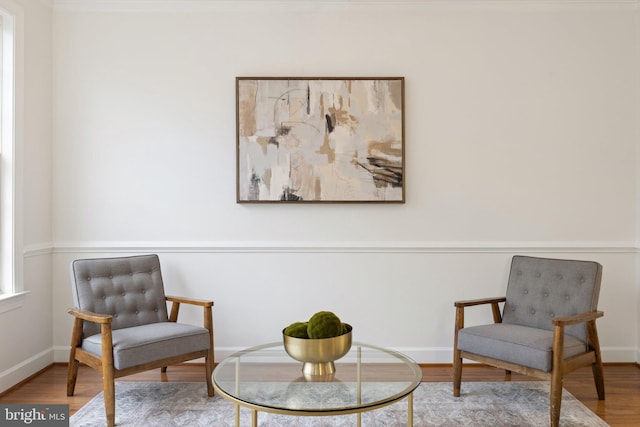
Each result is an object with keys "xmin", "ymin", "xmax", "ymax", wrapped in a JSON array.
[
  {"xmin": 70, "ymin": 254, "xmax": 169, "ymax": 338},
  {"xmin": 502, "ymin": 256, "xmax": 602, "ymax": 342}
]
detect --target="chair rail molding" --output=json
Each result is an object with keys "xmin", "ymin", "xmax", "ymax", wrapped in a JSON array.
[
  {"xmin": 51, "ymin": 240, "xmax": 637, "ymax": 255},
  {"xmin": 23, "ymin": 242, "xmax": 54, "ymax": 258}
]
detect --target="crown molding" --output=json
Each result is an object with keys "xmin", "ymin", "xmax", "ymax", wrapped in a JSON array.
[{"xmin": 52, "ymin": 0, "xmax": 640, "ymax": 13}]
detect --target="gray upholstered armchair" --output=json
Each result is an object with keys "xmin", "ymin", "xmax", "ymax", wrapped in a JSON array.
[
  {"xmin": 453, "ymin": 256, "xmax": 605, "ymax": 427},
  {"xmin": 66, "ymin": 254, "xmax": 214, "ymax": 427}
]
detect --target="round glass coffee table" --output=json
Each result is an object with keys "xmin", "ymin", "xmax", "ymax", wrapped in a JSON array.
[{"xmin": 212, "ymin": 341, "xmax": 422, "ymax": 427}]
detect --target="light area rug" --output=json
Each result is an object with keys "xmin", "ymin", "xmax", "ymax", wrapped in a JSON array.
[{"xmin": 70, "ymin": 381, "xmax": 608, "ymax": 427}]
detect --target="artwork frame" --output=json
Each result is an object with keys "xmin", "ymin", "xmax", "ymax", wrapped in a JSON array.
[{"xmin": 236, "ymin": 77, "xmax": 405, "ymax": 203}]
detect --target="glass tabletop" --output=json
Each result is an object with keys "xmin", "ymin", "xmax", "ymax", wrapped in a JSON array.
[{"xmin": 212, "ymin": 341, "xmax": 423, "ymax": 414}]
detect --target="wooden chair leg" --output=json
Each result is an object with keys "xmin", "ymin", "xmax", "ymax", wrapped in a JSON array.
[
  {"xmin": 101, "ymin": 324, "xmax": 116, "ymax": 427},
  {"xmin": 67, "ymin": 317, "xmax": 84, "ymax": 396},
  {"xmin": 103, "ymin": 370, "xmax": 115, "ymax": 427},
  {"xmin": 453, "ymin": 306, "xmax": 464, "ymax": 397},
  {"xmin": 549, "ymin": 370, "xmax": 563, "ymax": 427},
  {"xmin": 592, "ymin": 361, "xmax": 605, "ymax": 400},
  {"xmin": 66, "ymin": 359, "xmax": 79, "ymax": 396},
  {"xmin": 587, "ymin": 320, "xmax": 605, "ymax": 400},
  {"xmin": 550, "ymin": 324, "xmax": 565, "ymax": 427},
  {"xmin": 204, "ymin": 305, "xmax": 215, "ymax": 397},
  {"xmin": 452, "ymin": 352, "xmax": 463, "ymax": 397},
  {"xmin": 205, "ymin": 352, "xmax": 214, "ymax": 397}
]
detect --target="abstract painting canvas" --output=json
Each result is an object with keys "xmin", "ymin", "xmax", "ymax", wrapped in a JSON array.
[{"xmin": 236, "ymin": 77, "xmax": 405, "ymax": 203}]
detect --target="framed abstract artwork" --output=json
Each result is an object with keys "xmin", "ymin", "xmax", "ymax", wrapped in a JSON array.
[{"xmin": 236, "ymin": 77, "xmax": 405, "ymax": 203}]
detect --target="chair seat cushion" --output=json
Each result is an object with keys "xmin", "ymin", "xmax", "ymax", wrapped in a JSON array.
[
  {"xmin": 457, "ymin": 323, "xmax": 587, "ymax": 372},
  {"xmin": 82, "ymin": 322, "xmax": 210, "ymax": 370}
]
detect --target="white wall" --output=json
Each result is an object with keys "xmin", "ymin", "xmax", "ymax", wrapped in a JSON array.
[
  {"xmin": 0, "ymin": 0, "xmax": 53, "ymax": 393},
  {"xmin": 45, "ymin": 0, "xmax": 640, "ymax": 368}
]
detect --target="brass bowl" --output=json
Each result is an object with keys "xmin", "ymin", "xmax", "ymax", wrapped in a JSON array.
[{"xmin": 283, "ymin": 324, "xmax": 352, "ymax": 377}]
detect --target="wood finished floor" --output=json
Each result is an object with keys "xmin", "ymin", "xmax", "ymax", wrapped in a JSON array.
[{"xmin": 1, "ymin": 363, "xmax": 639, "ymax": 426}]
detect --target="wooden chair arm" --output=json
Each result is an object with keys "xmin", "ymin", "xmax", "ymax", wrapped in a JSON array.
[
  {"xmin": 165, "ymin": 295, "xmax": 213, "ymax": 307},
  {"xmin": 68, "ymin": 309, "xmax": 114, "ymax": 354},
  {"xmin": 163, "ymin": 294, "xmax": 215, "ymax": 372},
  {"xmin": 68, "ymin": 308, "xmax": 113, "ymax": 324},
  {"xmin": 552, "ymin": 310, "xmax": 603, "ymax": 327},
  {"xmin": 454, "ymin": 297, "xmax": 506, "ymax": 308},
  {"xmin": 165, "ymin": 296, "xmax": 214, "ymax": 327},
  {"xmin": 454, "ymin": 296, "xmax": 506, "ymax": 328}
]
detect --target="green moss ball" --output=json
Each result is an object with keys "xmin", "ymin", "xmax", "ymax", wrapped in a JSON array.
[
  {"xmin": 307, "ymin": 311, "xmax": 342, "ymax": 339},
  {"xmin": 341, "ymin": 323, "xmax": 350, "ymax": 335},
  {"xmin": 284, "ymin": 322, "xmax": 309, "ymax": 338}
]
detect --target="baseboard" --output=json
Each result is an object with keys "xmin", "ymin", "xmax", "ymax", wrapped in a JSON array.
[
  {"xmin": 53, "ymin": 345, "xmax": 70, "ymax": 363},
  {"xmin": 53, "ymin": 345, "xmax": 638, "ymax": 365},
  {"xmin": 601, "ymin": 347, "xmax": 639, "ymax": 363},
  {"xmin": 54, "ymin": 346, "xmax": 451, "ymax": 364},
  {"xmin": 0, "ymin": 348, "xmax": 53, "ymax": 394}
]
